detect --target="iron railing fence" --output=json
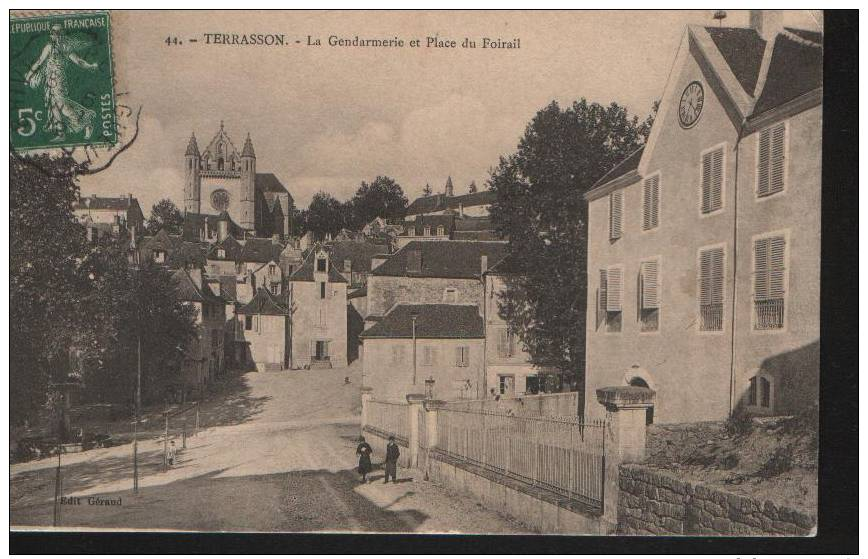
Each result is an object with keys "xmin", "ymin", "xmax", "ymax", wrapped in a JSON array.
[
  {"xmin": 435, "ymin": 408, "xmax": 606, "ymax": 510},
  {"xmin": 365, "ymin": 399, "xmax": 409, "ymax": 443}
]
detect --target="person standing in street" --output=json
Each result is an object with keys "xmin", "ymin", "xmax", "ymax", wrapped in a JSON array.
[
  {"xmin": 356, "ymin": 436, "xmax": 373, "ymax": 483},
  {"xmin": 384, "ymin": 435, "xmax": 400, "ymax": 484}
]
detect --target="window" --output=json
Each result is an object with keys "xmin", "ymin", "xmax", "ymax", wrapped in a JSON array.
[
  {"xmin": 748, "ymin": 374, "xmax": 773, "ymax": 410},
  {"xmin": 270, "ymin": 282, "xmax": 280, "ymax": 295},
  {"xmin": 757, "ymin": 122, "xmax": 786, "ymax": 197},
  {"xmin": 753, "ymin": 234, "xmax": 786, "ymax": 330},
  {"xmin": 269, "ymin": 264, "xmax": 277, "ymax": 275},
  {"xmin": 408, "ymin": 227, "xmax": 415, "ymax": 237},
  {"xmin": 443, "ymin": 288, "xmax": 458, "ymax": 303},
  {"xmin": 421, "ymin": 346, "xmax": 436, "ymax": 366},
  {"xmin": 423, "ymin": 226, "xmax": 431, "ymax": 236},
  {"xmin": 318, "ymin": 307, "xmax": 327, "ymax": 327},
  {"xmin": 599, "ymin": 266, "xmax": 623, "ymax": 332},
  {"xmin": 319, "ymin": 281, "xmax": 326, "ymax": 299},
  {"xmin": 217, "ymin": 248, "xmax": 226, "ymax": 259},
  {"xmin": 609, "ymin": 191, "xmax": 623, "ymax": 240},
  {"xmin": 699, "ymin": 246, "xmax": 725, "ymax": 331},
  {"xmin": 639, "ymin": 259, "xmax": 660, "ymax": 332},
  {"xmin": 436, "ymin": 225, "xmax": 445, "ymax": 236},
  {"xmin": 153, "ymin": 250, "xmax": 166, "ymax": 264},
  {"xmin": 343, "ymin": 259, "xmax": 352, "ymax": 273},
  {"xmin": 497, "ymin": 328, "xmax": 516, "ymax": 358},
  {"xmin": 701, "ymin": 146, "xmax": 724, "ymax": 214},
  {"xmin": 244, "ymin": 315, "xmax": 253, "ymax": 331},
  {"xmin": 455, "ymin": 346, "xmax": 470, "ymax": 367},
  {"xmin": 314, "ymin": 340, "xmax": 329, "ymax": 360},
  {"xmin": 391, "ymin": 345, "xmax": 405, "ymax": 365},
  {"xmin": 642, "ymin": 174, "xmax": 660, "ymax": 230},
  {"xmin": 316, "ymin": 258, "xmax": 327, "ymax": 272},
  {"xmin": 525, "ymin": 376, "xmax": 540, "ymax": 395},
  {"xmin": 498, "ymin": 375, "xmax": 515, "ymax": 397}
]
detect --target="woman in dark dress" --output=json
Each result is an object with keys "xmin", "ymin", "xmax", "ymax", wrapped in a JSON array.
[{"xmin": 356, "ymin": 436, "xmax": 373, "ymax": 483}]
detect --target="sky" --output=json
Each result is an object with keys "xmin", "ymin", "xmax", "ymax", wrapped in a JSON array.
[{"xmin": 79, "ymin": 10, "xmax": 822, "ymax": 216}]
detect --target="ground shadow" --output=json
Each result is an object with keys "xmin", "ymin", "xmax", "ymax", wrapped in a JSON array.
[
  {"xmin": 13, "ymin": 465, "xmax": 430, "ymax": 533},
  {"xmin": 195, "ymin": 369, "xmax": 270, "ymax": 428}
]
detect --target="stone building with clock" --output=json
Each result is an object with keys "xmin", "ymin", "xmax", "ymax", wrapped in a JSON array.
[
  {"xmin": 183, "ymin": 122, "xmax": 293, "ymax": 238},
  {"xmin": 583, "ymin": 11, "xmax": 822, "ymax": 424}
]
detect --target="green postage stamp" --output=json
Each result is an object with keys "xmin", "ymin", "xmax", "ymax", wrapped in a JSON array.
[{"xmin": 10, "ymin": 11, "xmax": 117, "ymax": 151}]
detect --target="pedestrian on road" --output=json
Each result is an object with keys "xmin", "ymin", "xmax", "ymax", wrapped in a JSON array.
[
  {"xmin": 356, "ymin": 436, "xmax": 373, "ymax": 483},
  {"xmin": 167, "ymin": 440, "xmax": 176, "ymax": 467},
  {"xmin": 384, "ymin": 436, "xmax": 400, "ymax": 484}
]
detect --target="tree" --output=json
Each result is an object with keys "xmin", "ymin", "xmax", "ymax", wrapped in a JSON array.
[
  {"xmin": 346, "ymin": 176, "xmax": 408, "ymax": 230},
  {"xmin": 422, "ymin": 183, "xmax": 433, "ymax": 197},
  {"xmin": 468, "ymin": 180, "xmax": 478, "ymax": 193},
  {"xmin": 11, "ymin": 154, "xmax": 90, "ymax": 424},
  {"xmin": 146, "ymin": 198, "xmax": 184, "ymax": 235},
  {"xmin": 488, "ymin": 99, "xmax": 655, "ymax": 402},
  {"xmin": 303, "ymin": 191, "xmax": 347, "ymax": 240}
]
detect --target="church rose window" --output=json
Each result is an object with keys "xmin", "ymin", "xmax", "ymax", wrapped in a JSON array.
[{"xmin": 211, "ymin": 189, "xmax": 231, "ymax": 212}]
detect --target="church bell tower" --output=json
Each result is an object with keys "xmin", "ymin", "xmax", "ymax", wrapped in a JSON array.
[
  {"xmin": 240, "ymin": 133, "xmax": 256, "ymax": 231},
  {"xmin": 184, "ymin": 133, "xmax": 201, "ymax": 214}
]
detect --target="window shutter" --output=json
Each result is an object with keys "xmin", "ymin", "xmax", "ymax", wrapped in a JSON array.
[
  {"xmin": 606, "ymin": 266, "xmax": 622, "ymax": 312},
  {"xmin": 599, "ymin": 269, "xmax": 608, "ymax": 312},
  {"xmin": 758, "ymin": 123, "xmax": 786, "ymax": 197},
  {"xmin": 755, "ymin": 236, "xmax": 786, "ymax": 300},
  {"xmin": 609, "ymin": 191, "xmax": 623, "ymax": 239},
  {"xmin": 641, "ymin": 260, "xmax": 659, "ymax": 309},
  {"xmin": 497, "ymin": 329, "xmax": 507, "ymax": 357},
  {"xmin": 455, "ymin": 346, "xmax": 462, "ymax": 366},
  {"xmin": 700, "ymin": 248, "xmax": 724, "ymax": 305},
  {"xmin": 643, "ymin": 175, "xmax": 659, "ymax": 230},
  {"xmin": 701, "ymin": 148, "xmax": 724, "ymax": 213}
]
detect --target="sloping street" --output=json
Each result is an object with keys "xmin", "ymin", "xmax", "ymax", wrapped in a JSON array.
[{"xmin": 11, "ymin": 363, "xmax": 529, "ymax": 533}]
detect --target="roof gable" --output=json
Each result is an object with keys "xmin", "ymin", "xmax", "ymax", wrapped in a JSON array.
[{"xmin": 288, "ymin": 246, "xmax": 349, "ymax": 283}]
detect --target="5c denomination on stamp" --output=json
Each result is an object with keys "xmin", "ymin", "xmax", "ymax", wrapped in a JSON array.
[{"xmin": 10, "ymin": 11, "xmax": 117, "ymax": 151}]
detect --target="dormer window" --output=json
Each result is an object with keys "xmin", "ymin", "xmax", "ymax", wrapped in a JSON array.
[
  {"xmin": 316, "ymin": 257, "xmax": 327, "ymax": 273},
  {"xmin": 217, "ymin": 248, "xmax": 226, "ymax": 259},
  {"xmin": 423, "ymin": 226, "xmax": 431, "ymax": 236},
  {"xmin": 269, "ymin": 264, "xmax": 277, "ymax": 275},
  {"xmin": 153, "ymin": 250, "xmax": 166, "ymax": 264},
  {"xmin": 437, "ymin": 225, "xmax": 445, "ymax": 236}
]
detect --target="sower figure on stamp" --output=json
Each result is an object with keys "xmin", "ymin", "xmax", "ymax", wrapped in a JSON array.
[
  {"xmin": 384, "ymin": 435, "xmax": 400, "ymax": 484},
  {"xmin": 23, "ymin": 24, "xmax": 98, "ymax": 142},
  {"xmin": 356, "ymin": 436, "xmax": 373, "ymax": 483}
]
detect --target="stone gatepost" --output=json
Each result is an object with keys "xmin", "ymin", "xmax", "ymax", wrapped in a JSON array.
[
  {"xmin": 596, "ymin": 386, "xmax": 656, "ymax": 463},
  {"xmin": 421, "ymin": 398, "xmax": 446, "ymax": 478},
  {"xmin": 360, "ymin": 386, "xmax": 373, "ymax": 430},
  {"xmin": 406, "ymin": 393, "xmax": 425, "ymax": 468},
  {"xmin": 596, "ymin": 385, "xmax": 656, "ymax": 532}
]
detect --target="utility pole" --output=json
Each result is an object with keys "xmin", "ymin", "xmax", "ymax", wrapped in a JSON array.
[
  {"xmin": 133, "ymin": 334, "xmax": 141, "ymax": 493},
  {"xmin": 411, "ymin": 313, "xmax": 418, "ymax": 385}
]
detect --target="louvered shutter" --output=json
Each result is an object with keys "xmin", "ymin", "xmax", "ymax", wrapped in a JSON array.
[
  {"xmin": 700, "ymin": 248, "xmax": 724, "ymax": 305},
  {"xmin": 598, "ymin": 269, "xmax": 608, "ymax": 323},
  {"xmin": 758, "ymin": 123, "xmax": 786, "ymax": 197},
  {"xmin": 609, "ymin": 191, "xmax": 623, "ymax": 239},
  {"xmin": 755, "ymin": 236, "xmax": 786, "ymax": 300},
  {"xmin": 641, "ymin": 260, "xmax": 659, "ymax": 309},
  {"xmin": 701, "ymin": 148, "xmax": 724, "ymax": 213},
  {"xmin": 606, "ymin": 266, "xmax": 622, "ymax": 312},
  {"xmin": 643, "ymin": 175, "xmax": 660, "ymax": 230}
]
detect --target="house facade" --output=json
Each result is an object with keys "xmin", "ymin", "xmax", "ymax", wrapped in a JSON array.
[
  {"xmin": 483, "ymin": 256, "xmax": 540, "ymax": 398},
  {"xmin": 172, "ymin": 268, "xmax": 226, "ymax": 396},
  {"xmin": 360, "ymin": 304, "xmax": 486, "ymax": 402},
  {"xmin": 288, "ymin": 247, "xmax": 349, "ymax": 368},
  {"xmin": 235, "ymin": 287, "xmax": 289, "ymax": 371},
  {"xmin": 583, "ymin": 13, "xmax": 822, "ymax": 423},
  {"xmin": 73, "ymin": 193, "xmax": 145, "ymax": 241},
  {"xmin": 365, "ymin": 240, "xmax": 508, "ymax": 328}
]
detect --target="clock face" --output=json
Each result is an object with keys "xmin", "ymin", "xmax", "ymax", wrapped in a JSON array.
[
  {"xmin": 210, "ymin": 189, "xmax": 231, "ymax": 212},
  {"xmin": 678, "ymin": 81, "xmax": 704, "ymax": 128}
]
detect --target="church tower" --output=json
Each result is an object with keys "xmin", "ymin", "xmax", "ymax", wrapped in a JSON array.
[
  {"xmin": 184, "ymin": 133, "xmax": 201, "ymax": 214},
  {"xmin": 240, "ymin": 133, "xmax": 256, "ymax": 231}
]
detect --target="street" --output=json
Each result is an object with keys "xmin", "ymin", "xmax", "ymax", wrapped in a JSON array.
[{"xmin": 11, "ymin": 363, "xmax": 529, "ymax": 533}]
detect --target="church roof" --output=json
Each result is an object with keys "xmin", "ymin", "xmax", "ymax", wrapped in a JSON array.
[
  {"xmin": 241, "ymin": 134, "xmax": 255, "ymax": 158},
  {"xmin": 185, "ymin": 133, "xmax": 200, "ymax": 156},
  {"xmin": 255, "ymin": 173, "xmax": 291, "ymax": 199},
  {"xmin": 238, "ymin": 287, "xmax": 287, "ymax": 316}
]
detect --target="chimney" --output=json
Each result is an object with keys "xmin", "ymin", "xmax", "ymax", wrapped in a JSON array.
[
  {"xmin": 459, "ymin": 203, "xmax": 464, "ymax": 217},
  {"xmin": 203, "ymin": 218, "xmax": 210, "ymax": 241},
  {"xmin": 130, "ymin": 224, "xmax": 137, "ymax": 249},
  {"xmin": 749, "ymin": 10, "xmax": 784, "ymax": 41},
  {"xmin": 481, "ymin": 255, "xmax": 488, "ymax": 275},
  {"xmin": 218, "ymin": 218, "xmax": 229, "ymax": 242}
]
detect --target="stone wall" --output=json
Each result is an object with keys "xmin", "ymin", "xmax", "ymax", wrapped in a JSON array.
[{"xmin": 618, "ymin": 464, "xmax": 816, "ymax": 536}]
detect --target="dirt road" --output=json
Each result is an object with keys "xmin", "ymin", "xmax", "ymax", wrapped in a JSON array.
[{"xmin": 11, "ymin": 364, "xmax": 529, "ymax": 533}]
